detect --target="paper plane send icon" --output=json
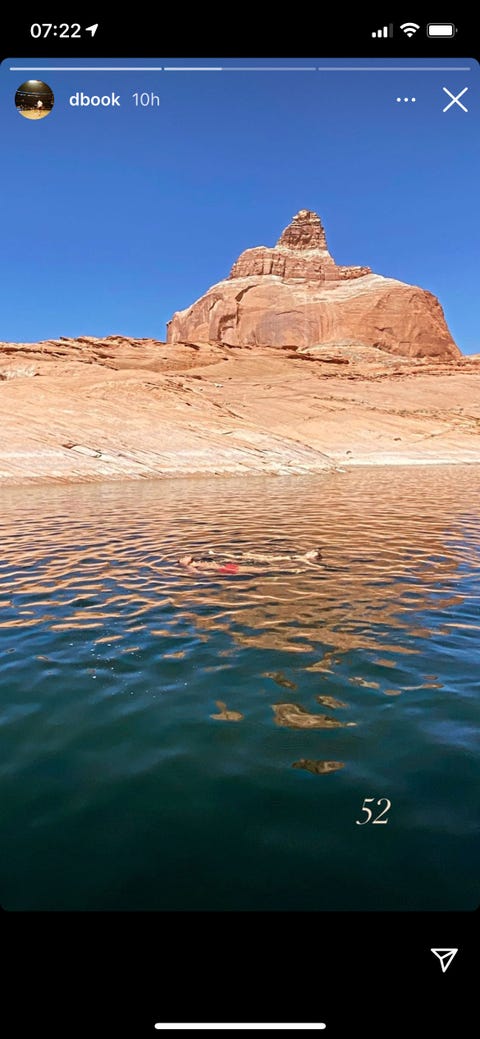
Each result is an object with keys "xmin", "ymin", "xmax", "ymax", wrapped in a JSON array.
[{"xmin": 431, "ymin": 948, "xmax": 458, "ymax": 973}]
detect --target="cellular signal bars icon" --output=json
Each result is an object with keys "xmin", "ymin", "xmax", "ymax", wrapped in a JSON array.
[{"xmin": 372, "ymin": 24, "xmax": 394, "ymax": 38}]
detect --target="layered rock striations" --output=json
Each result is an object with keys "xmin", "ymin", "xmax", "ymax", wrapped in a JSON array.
[
  {"xmin": 167, "ymin": 209, "xmax": 460, "ymax": 360},
  {"xmin": 0, "ymin": 333, "xmax": 479, "ymax": 484}
]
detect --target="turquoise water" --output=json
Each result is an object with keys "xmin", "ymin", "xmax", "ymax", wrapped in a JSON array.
[{"xmin": 0, "ymin": 466, "xmax": 478, "ymax": 910}]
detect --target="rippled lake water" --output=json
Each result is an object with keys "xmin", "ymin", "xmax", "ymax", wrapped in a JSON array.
[{"xmin": 0, "ymin": 466, "xmax": 479, "ymax": 910}]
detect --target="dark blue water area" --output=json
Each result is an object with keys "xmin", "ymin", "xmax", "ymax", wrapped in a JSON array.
[{"xmin": 0, "ymin": 466, "xmax": 478, "ymax": 909}]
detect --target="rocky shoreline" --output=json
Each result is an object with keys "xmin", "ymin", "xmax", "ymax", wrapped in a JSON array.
[{"xmin": 0, "ymin": 336, "xmax": 479, "ymax": 485}]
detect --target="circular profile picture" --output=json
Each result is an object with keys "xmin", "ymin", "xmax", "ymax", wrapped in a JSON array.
[{"xmin": 15, "ymin": 80, "xmax": 54, "ymax": 120}]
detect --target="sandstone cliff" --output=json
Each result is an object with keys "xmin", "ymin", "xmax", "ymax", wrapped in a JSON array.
[{"xmin": 167, "ymin": 209, "xmax": 460, "ymax": 361}]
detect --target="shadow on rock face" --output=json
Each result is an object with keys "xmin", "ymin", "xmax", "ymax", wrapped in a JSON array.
[
  {"xmin": 292, "ymin": 759, "xmax": 345, "ymax": 775},
  {"xmin": 272, "ymin": 702, "xmax": 356, "ymax": 728}
]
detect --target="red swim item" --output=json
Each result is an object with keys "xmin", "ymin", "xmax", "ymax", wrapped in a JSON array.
[{"xmin": 217, "ymin": 562, "xmax": 239, "ymax": 574}]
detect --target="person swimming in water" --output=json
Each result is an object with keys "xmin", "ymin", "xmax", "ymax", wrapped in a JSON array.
[
  {"xmin": 234, "ymin": 548, "xmax": 322, "ymax": 567},
  {"xmin": 177, "ymin": 548, "xmax": 323, "ymax": 573},
  {"xmin": 178, "ymin": 556, "xmax": 239, "ymax": 573}
]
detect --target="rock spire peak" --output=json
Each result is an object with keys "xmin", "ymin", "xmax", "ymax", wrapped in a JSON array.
[{"xmin": 277, "ymin": 209, "xmax": 328, "ymax": 251}]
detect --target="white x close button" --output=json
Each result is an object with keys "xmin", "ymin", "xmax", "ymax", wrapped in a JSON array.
[{"xmin": 442, "ymin": 86, "xmax": 469, "ymax": 112}]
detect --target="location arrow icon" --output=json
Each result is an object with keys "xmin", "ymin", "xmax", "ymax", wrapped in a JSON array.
[{"xmin": 431, "ymin": 948, "xmax": 458, "ymax": 973}]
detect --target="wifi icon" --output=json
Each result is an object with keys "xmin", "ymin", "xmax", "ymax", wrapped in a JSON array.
[{"xmin": 400, "ymin": 22, "xmax": 420, "ymax": 36}]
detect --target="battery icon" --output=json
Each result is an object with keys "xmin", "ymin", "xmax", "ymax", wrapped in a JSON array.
[{"xmin": 427, "ymin": 23, "xmax": 456, "ymax": 37}]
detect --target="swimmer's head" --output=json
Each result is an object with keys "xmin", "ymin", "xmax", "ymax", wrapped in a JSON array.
[{"xmin": 305, "ymin": 549, "xmax": 323, "ymax": 561}]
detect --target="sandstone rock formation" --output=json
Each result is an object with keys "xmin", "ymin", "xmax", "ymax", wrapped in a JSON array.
[
  {"xmin": 0, "ymin": 333, "xmax": 479, "ymax": 483},
  {"xmin": 167, "ymin": 209, "xmax": 460, "ymax": 360}
]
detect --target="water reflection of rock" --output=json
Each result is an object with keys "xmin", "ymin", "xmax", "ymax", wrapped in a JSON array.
[
  {"xmin": 272, "ymin": 703, "xmax": 356, "ymax": 729},
  {"xmin": 210, "ymin": 700, "xmax": 243, "ymax": 721},
  {"xmin": 1, "ymin": 470, "xmax": 479, "ymax": 788},
  {"xmin": 0, "ymin": 466, "xmax": 478, "ymax": 677},
  {"xmin": 167, "ymin": 466, "xmax": 476, "ymax": 667},
  {"xmin": 349, "ymin": 676, "xmax": 380, "ymax": 689},
  {"xmin": 315, "ymin": 694, "xmax": 348, "ymax": 709},
  {"xmin": 292, "ymin": 759, "xmax": 345, "ymax": 775},
  {"xmin": 263, "ymin": 671, "xmax": 297, "ymax": 690}
]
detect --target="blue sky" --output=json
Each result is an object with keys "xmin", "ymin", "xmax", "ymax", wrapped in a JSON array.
[{"xmin": 1, "ymin": 57, "xmax": 478, "ymax": 352}]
